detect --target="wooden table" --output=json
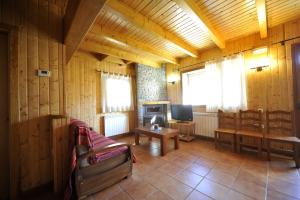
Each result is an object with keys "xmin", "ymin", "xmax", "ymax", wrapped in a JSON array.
[{"xmin": 134, "ymin": 127, "xmax": 179, "ymax": 156}]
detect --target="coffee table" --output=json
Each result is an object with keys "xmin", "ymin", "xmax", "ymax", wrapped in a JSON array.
[{"xmin": 134, "ymin": 127, "xmax": 179, "ymax": 156}]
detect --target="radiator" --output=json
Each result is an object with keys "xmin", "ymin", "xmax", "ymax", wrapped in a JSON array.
[
  {"xmin": 193, "ymin": 112, "xmax": 218, "ymax": 138},
  {"xmin": 104, "ymin": 113, "xmax": 129, "ymax": 137}
]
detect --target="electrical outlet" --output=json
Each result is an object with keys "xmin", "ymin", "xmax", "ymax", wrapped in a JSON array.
[{"xmin": 37, "ymin": 69, "xmax": 51, "ymax": 77}]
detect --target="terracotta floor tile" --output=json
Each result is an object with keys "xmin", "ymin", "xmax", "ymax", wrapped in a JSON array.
[
  {"xmin": 119, "ymin": 174, "xmax": 144, "ymax": 191},
  {"xmin": 196, "ymin": 178, "xmax": 230, "ymax": 200},
  {"xmin": 110, "ymin": 191, "xmax": 133, "ymax": 200},
  {"xmin": 187, "ymin": 163, "xmax": 211, "ymax": 176},
  {"xmin": 145, "ymin": 190, "xmax": 173, "ymax": 200},
  {"xmin": 174, "ymin": 169, "xmax": 203, "ymax": 188},
  {"xmin": 125, "ymin": 181, "xmax": 158, "ymax": 200},
  {"xmin": 194, "ymin": 156, "xmax": 217, "ymax": 168},
  {"xmin": 268, "ymin": 177, "xmax": 300, "ymax": 199},
  {"xmin": 226, "ymin": 190, "xmax": 253, "ymax": 200},
  {"xmin": 212, "ymin": 162, "xmax": 240, "ymax": 177},
  {"xmin": 236, "ymin": 169, "xmax": 267, "ymax": 187},
  {"xmin": 186, "ymin": 190, "xmax": 213, "ymax": 200},
  {"xmin": 170, "ymin": 156, "xmax": 194, "ymax": 169},
  {"xmin": 159, "ymin": 178, "xmax": 193, "ymax": 200},
  {"xmin": 92, "ymin": 184, "xmax": 122, "ymax": 200},
  {"xmin": 241, "ymin": 162, "xmax": 268, "ymax": 177},
  {"xmin": 267, "ymin": 189, "xmax": 299, "ymax": 200},
  {"xmin": 232, "ymin": 178, "xmax": 266, "ymax": 200},
  {"xmin": 105, "ymin": 136, "xmax": 300, "ymax": 200},
  {"xmin": 158, "ymin": 162, "xmax": 184, "ymax": 177},
  {"xmin": 144, "ymin": 170, "xmax": 174, "ymax": 188},
  {"xmin": 269, "ymin": 168, "xmax": 300, "ymax": 185},
  {"xmin": 206, "ymin": 169, "xmax": 236, "ymax": 187}
]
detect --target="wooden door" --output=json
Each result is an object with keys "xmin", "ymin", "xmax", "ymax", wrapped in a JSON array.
[
  {"xmin": 0, "ymin": 31, "xmax": 9, "ymax": 199},
  {"xmin": 292, "ymin": 43, "xmax": 300, "ymax": 138}
]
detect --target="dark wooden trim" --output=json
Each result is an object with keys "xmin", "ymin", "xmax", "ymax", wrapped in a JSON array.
[
  {"xmin": 0, "ymin": 23, "xmax": 21, "ymax": 199},
  {"xmin": 292, "ymin": 43, "xmax": 300, "ymax": 138}
]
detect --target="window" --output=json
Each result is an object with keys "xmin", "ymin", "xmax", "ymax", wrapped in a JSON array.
[
  {"xmin": 101, "ymin": 73, "xmax": 133, "ymax": 113},
  {"xmin": 182, "ymin": 69, "xmax": 207, "ymax": 105},
  {"xmin": 182, "ymin": 54, "xmax": 247, "ymax": 112}
]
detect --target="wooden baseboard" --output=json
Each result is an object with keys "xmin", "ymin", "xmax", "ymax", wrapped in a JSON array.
[{"xmin": 193, "ymin": 134, "xmax": 214, "ymax": 141}]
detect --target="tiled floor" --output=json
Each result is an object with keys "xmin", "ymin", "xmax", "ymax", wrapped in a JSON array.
[{"xmin": 89, "ymin": 136, "xmax": 300, "ymax": 200}]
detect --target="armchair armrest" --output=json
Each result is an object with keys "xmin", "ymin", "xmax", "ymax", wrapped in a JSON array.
[{"xmin": 77, "ymin": 142, "xmax": 132, "ymax": 163}]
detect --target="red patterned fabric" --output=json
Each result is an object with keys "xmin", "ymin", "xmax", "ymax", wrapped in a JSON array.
[
  {"xmin": 64, "ymin": 118, "xmax": 135, "ymax": 200},
  {"xmin": 87, "ymin": 130, "xmax": 128, "ymax": 164},
  {"xmin": 65, "ymin": 118, "xmax": 90, "ymax": 200}
]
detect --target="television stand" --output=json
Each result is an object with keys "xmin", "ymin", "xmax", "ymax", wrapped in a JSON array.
[{"xmin": 168, "ymin": 120, "xmax": 195, "ymax": 142}]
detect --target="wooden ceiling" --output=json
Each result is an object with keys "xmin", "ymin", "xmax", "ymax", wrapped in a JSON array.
[{"xmin": 68, "ymin": 0, "xmax": 300, "ymax": 67}]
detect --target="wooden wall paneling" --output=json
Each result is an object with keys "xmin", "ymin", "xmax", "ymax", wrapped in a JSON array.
[
  {"xmin": 27, "ymin": 0, "xmax": 41, "ymax": 190},
  {"xmin": 278, "ymin": 44, "xmax": 288, "ymax": 110},
  {"xmin": 65, "ymin": 52, "xmax": 137, "ymax": 133},
  {"xmin": 244, "ymin": 51, "xmax": 256, "ymax": 109},
  {"xmin": 9, "ymin": 27, "xmax": 20, "ymax": 200},
  {"xmin": 285, "ymin": 40, "xmax": 294, "ymax": 111},
  {"xmin": 38, "ymin": 0, "xmax": 51, "ymax": 185},
  {"xmin": 18, "ymin": 0, "xmax": 29, "ymax": 193},
  {"xmin": 0, "ymin": 0, "xmax": 65, "ymax": 194},
  {"xmin": 58, "ymin": 18, "xmax": 64, "ymax": 115},
  {"xmin": 49, "ymin": 3, "xmax": 60, "ymax": 115},
  {"xmin": 51, "ymin": 116, "xmax": 69, "ymax": 194},
  {"xmin": 175, "ymin": 19, "xmax": 300, "ymax": 113},
  {"xmin": 270, "ymin": 44, "xmax": 279, "ymax": 110}
]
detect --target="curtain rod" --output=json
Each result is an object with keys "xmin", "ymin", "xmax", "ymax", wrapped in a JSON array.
[
  {"xmin": 179, "ymin": 35, "xmax": 300, "ymax": 70},
  {"xmin": 95, "ymin": 69, "xmax": 135, "ymax": 77}
]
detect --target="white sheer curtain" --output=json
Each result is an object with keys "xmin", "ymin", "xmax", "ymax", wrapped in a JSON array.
[
  {"xmin": 101, "ymin": 72, "xmax": 133, "ymax": 113},
  {"xmin": 205, "ymin": 61, "xmax": 222, "ymax": 111},
  {"xmin": 205, "ymin": 54, "xmax": 247, "ymax": 112}
]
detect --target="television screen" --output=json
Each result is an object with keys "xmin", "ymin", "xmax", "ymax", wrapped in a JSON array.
[{"xmin": 171, "ymin": 104, "xmax": 193, "ymax": 121}]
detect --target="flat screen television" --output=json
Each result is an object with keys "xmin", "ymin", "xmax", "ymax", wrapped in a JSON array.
[{"xmin": 171, "ymin": 104, "xmax": 193, "ymax": 121}]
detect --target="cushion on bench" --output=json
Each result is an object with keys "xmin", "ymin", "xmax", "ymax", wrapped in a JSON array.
[{"xmin": 87, "ymin": 130, "xmax": 128, "ymax": 165}]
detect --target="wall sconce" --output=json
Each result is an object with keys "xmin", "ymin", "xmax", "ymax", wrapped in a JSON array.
[
  {"xmin": 250, "ymin": 47, "xmax": 269, "ymax": 72},
  {"xmin": 167, "ymin": 74, "xmax": 179, "ymax": 84},
  {"xmin": 167, "ymin": 67, "xmax": 180, "ymax": 84}
]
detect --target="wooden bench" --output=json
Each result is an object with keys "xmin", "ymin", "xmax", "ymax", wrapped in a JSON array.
[
  {"xmin": 214, "ymin": 110, "xmax": 237, "ymax": 152},
  {"xmin": 265, "ymin": 110, "xmax": 300, "ymax": 168},
  {"xmin": 236, "ymin": 110, "xmax": 264, "ymax": 157}
]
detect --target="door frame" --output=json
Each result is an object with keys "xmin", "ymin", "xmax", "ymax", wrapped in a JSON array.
[
  {"xmin": 0, "ymin": 23, "xmax": 20, "ymax": 199},
  {"xmin": 292, "ymin": 43, "xmax": 300, "ymax": 138}
]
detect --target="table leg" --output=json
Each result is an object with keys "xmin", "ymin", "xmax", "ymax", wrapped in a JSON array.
[
  {"xmin": 174, "ymin": 135, "xmax": 179, "ymax": 150},
  {"xmin": 160, "ymin": 137, "xmax": 167, "ymax": 156},
  {"xmin": 135, "ymin": 132, "xmax": 140, "ymax": 145}
]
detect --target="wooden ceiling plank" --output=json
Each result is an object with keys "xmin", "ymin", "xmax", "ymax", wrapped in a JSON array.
[
  {"xmin": 64, "ymin": 0, "xmax": 108, "ymax": 63},
  {"xmin": 107, "ymin": 0, "xmax": 198, "ymax": 57},
  {"xmin": 255, "ymin": 0, "xmax": 268, "ymax": 38},
  {"xmin": 89, "ymin": 27, "xmax": 178, "ymax": 64},
  {"xmin": 173, "ymin": 0, "xmax": 225, "ymax": 49},
  {"xmin": 81, "ymin": 40, "xmax": 161, "ymax": 68}
]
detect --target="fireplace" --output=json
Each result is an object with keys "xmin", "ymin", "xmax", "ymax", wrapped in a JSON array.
[{"xmin": 143, "ymin": 101, "xmax": 169, "ymax": 127}]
